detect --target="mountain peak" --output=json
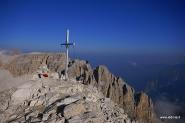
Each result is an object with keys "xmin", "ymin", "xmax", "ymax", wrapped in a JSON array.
[{"xmin": 0, "ymin": 52, "xmax": 156, "ymax": 123}]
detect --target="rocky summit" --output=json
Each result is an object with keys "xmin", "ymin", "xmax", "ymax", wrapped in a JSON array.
[
  {"xmin": 0, "ymin": 53, "xmax": 157, "ymax": 123},
  {"xmin": 0, "ymin": 76, "xmax": 135, "ymax": 123}
]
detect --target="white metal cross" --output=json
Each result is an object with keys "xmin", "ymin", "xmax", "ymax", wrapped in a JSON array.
[{"xmin": 61, "ymin": 29, "xmax": 75, "ymax": 80}]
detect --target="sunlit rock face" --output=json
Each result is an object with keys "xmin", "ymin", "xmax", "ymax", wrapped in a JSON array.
[
  {"xmin": 3, "ymin": 53, "xmax": 66, "ymax": 76},
  {"xmin": 1, "ymin": 53, "xmax": 155, "ymax": 123},
  {"xmin": 61, "ymin": 59, "xmax": 155, "ymax": 123}
]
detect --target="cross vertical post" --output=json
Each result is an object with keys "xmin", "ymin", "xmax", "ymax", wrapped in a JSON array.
[{"xmin": 61, "ymin": 29, "xmax": 75, "ymax": 80}]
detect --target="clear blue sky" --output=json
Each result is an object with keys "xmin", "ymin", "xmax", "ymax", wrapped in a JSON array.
[{"xmin": 0, "ymin": 0, "xmax": 185, "ymax": 55}]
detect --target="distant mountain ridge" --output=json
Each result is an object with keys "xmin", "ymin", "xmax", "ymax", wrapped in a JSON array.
[
  {"xmin": 145, "ymin": 64, "xmax": 185, "ymax": 123},
  {"xmin": 146, "ymin": 64, "xmax": 185, "ymax": 101}
]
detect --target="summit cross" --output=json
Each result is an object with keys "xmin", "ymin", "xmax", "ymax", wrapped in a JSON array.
[{"xmin": 61, "ymin": 29, "xmax": 75, "ymax": 80}]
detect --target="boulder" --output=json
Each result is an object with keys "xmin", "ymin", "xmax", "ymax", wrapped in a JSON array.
[
  {"xmin": 12, "ymin": 88, "xmax": 32, "ymax": 104},
  {"xmin": 57, "ymin": 95, "xmax": 81, "ymax": 106},
  {"xmin": 29, "ymin": 99, "xmax": 44, "ymax": 107},
  {"xmin": 63, "ymin": 100, "xmax": 87, "ymax": 119},
  {"xmin": 67, "ymin": 112, "xmax": 97, "ymax": 123}
]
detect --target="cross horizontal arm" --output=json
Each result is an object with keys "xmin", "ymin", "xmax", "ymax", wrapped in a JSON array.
[{"xmin": 61, "ymin": 43, "xmax": 75, "ymax": 46}]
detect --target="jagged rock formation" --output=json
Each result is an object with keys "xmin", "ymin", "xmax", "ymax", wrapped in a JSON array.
[
  {"xmin": 67, "ymin": 60, "xmax": 154, "ymax": 123},
  {"xmin": 1, "ymin": 53, "xmax": 155, "ymax": 123},
  {"xmin": 135, "ymin": 92, "xmax": 153, "ymax": 122}
]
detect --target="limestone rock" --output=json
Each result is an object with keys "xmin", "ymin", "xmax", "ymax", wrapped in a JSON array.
[
  {"xmin": 29, "ymin": 99, "xmax": 44, "ymax": 107},
  {"xmin": 63, "ymin": 100, "xmax": 87, "ymax": 119},
  {"xmin": 135, "ymin": 92, "xmax": 154, "ymax": 123},
  {"xmin": 1, "ymin": 53, "xmax": 155, "ymax": 123},
  {"xmin": 12, "ymin": 81, "xmax": 40, "ymax": 104},
  {"xmin": 57, "ymin": 95, "xmax": 81, "ymax": 106},
  {"xmin": 0, "ymin": 90, "xmax": 12, "ymax": 112},
  {"xmin": 0, "ymin": 72, "xmax": 136, "ymax": 123},
  {"xmin": 68, "ymin": 59, "xmax": 94, "ymax": 83},
  {"xmin": 67, "ymin": 62, "xmax": 154, "ymax": 122},
  {"xmin": 4, "ymin": 53, "xmax": 66, "ymax": 76},
  {"xmin": 67, "ymin": 112, "xmax": 98, "ymax": 123},
  {"xmin": 92, "ymin": 65, "xmax": 153, "ymax": 122},
  {"xmin": 46, "ymin": 53, "xmax": 66, "ymax": 73},
  {"xmin": 50, "ymin": 72, "xmax": 60, "ymax": 79}
]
